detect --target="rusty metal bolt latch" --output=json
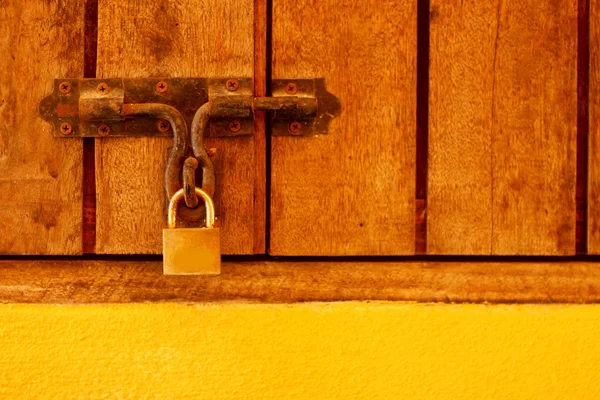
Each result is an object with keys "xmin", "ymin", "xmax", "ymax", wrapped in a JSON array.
[
  {"xmin": 39, "ymin": 77, "xmax": 340, "ymax": 139},
  {"xmin": 38, "ymin": 77, "xmax": 340, "ymax": 221}
]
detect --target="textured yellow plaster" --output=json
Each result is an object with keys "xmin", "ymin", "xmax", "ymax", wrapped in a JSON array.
[{"xmin": 1, "ymin": 303, "xmax": 599, "ymax": 399}]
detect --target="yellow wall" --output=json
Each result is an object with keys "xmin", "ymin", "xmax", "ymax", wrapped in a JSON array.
[{"xmin": 1, "ymin": 302, "xmax": 600, "ymax": 399}]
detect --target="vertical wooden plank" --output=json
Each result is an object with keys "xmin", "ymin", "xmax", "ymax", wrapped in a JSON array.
[
  {"xmin": 96, "ymin": 0, "xmax": 257, "ymax": 254},
  {"xmin": 0, "ymin": 0, "xmax": 84, "ymax": 254},
  {"xmin": 492, "ymin": 1, "xmax": 577, "ymax": 255},
  {"xmin": 428, "ymin": 0, "xmax": 495, "ymax": 254},
  {"xmin": 270, "ymin": 0, "xmax": 417, "ymax": 255},
  {"xmin": 428, "ymin": 0, "xmax": 577, "ymax": 255},
  {"xmin": 590, "ymin": 0, "xmax": 600, "ymax": 252}
]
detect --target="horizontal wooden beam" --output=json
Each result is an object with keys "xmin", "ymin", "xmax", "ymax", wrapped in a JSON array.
[{"xmin": 1, "ymin": 259, "xmax": 600, "ymax": 304}]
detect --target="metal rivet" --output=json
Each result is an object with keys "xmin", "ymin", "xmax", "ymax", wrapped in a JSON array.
[
  {"xmin": 226, "ymin": 79, "xmax": 239, "ymax": 91},
  {"xmin": 285, "ymin": 82, "xmax": 297, "ymax": 95},
  {"xmin": 60, "ymin": 122, "xmax": 73, "ymax": 135},
  {"xmin": 208, "ymin": 148, "xmax": 217, "ymax": 161},
  {"xmin": 98, "ymin": 124, "xmax": 110, "ymax": 136},
  {"xmin": 156, "ymin": 81, "xmax": 168, "ymax": 93},
  {"xmin": 228, "ymin": 120, "xmax": 241, "ymax": 132},
  {"xmin": 96, "ymin": 83, "xmax": 109, "ymax": 95},
  {"xmin": 157, "ymin": 120, "xmax": 171, "ymax": 132},
  {"xmin": 289, "ymin": 121, "xmax": 302, "ymax": 133},
  {"xmin": 59, "ymin": 81, "xmax": 72, "ymax": 94}
]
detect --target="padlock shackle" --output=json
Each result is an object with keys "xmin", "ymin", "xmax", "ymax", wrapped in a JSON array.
[{"xmin": 168, "ymin": 187, "xmax": 215, "ymax": 229}]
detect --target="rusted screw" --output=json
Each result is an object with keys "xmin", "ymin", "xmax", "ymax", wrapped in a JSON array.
[
  {"xmin": 184, "ymin": 157, "xmax": 199, "ymax": 170},
  {"xmin": 226, "ymin": 79, "xmax": 239, "ymax": 91},
  {"xmin": 208, "ymin": 148, "xmax": 217, "ymax": 161},
  {"xmin": 228, "ymin": 120, "xmax": 241, "ymax": 132},
  {"xmin": 60, "ymin": 122, "xmax": 73, "ymax": 135},
  {"xmin": 96, "ymin": 83, "xmax": 109, "ymax": 95},
  {"xmin": 285, "ymin": 82, "xmax": 297, "ymax": 95},
  {"xmin": 289, "ymin": 121, "xmax": 302, "ymax": 134},
  {"xmin": 156, "ymin": 81, "xmax": 168, "ymax": 93},
  {"xmin": 98, "ymin": 124, "xmax": 110, "ymax": 136},
  {"xmin": 59, "ymin": 81, "xmax": 72, "ymax": 94},
  {"xmin": 157, "ymin": 119, "xmax": 171, "ymax": 132}
]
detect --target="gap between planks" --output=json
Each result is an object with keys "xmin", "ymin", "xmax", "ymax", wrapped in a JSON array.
[{"xmin": 82, "ymin": 0, "xmax": 98, "ymax": 254}]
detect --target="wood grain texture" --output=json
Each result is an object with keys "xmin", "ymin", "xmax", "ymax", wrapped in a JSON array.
[
  {"xmin": 95, "ymin": 0, "xmax": 257, "ymax": 254},
  {"xmin": 428, "ymin": 0, "xmax": 578, "ymax": 255},
  {"xmin": 428, "ymin": 0, "xmax": 495, "ymax": 254},
  {"xmin": 1, "ymin": 259, "xmax": 600, "ymax": 303},
  {"xmin": 270, "ymin": 0, "xmax": 417, "ymax": 255},
  {"xmin": 0, "ymin": 0, "xmax": 83, "ymax": 254},
  {"xmin": 590, "ymin": 0, "xmax": 600, "ymax": 253}
]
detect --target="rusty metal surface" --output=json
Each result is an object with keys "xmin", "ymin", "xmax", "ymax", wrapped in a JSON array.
[
  {"xmin": 122, "ymin": 103, "xmax": 190, "ymax": 207},
  {"xmin": 190, "ymin": 102, "xmax": 216, "ymax": 198},
  {"xmin": 123, "ymin": 78, "xmax": 208, "ymax": 138},
  {"xmin": 38, "ymin": 76, "xmax": 341, "ymax": 229},
  {"xmin": 208, "ymin": 78, "xmax": 254, "ymax": 137},
  {"xmin": 183, "ymin": 157, "xmax": 199, "ymax": 209},
  {"xmin": 39, "ymin": 78, "xmax": 208, "ymax": 138},
  {"xmin": 253, "ymin": 96, "xmax": 318, "ymax": 118},
  {"xmin": 39, "ymin": 77, "xmax": 340, "ymax": 224},
  {"xmin": 122, "ymin": 99, "xmax": 216, "ymax": 223},
  {"xmin": 39, "ymin": 77, "xmax": 341, "ymax": 138},
  {"xmin": 270, "ymin": 79, "xmax": 341, "ymax": 136},
  {"xmin": 39, "ymin": 79, "xmax": 81, "ymax": 136}
]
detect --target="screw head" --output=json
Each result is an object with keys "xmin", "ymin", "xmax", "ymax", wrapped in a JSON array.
[
  {"xmin": 226, "ymin": 79, "xmax": 239, "ymax": 91},
  {"xmin": 184, "ymin": 157, "xmax": 199, "ymax": 169},
  {"xmin": 228, "ymin": 120, "xmax": 241, "ymax": 132},
  {"xmin": 98, "ymin": 124, "xmax": 110, "ymax": 136},
  {"xmin": 157, "ymin": 120, "xmax": 171, "ymax": 132},
  {"xmin": 96, "ymin": 83, "xmax": 109, "ymax": 95},
  {"xmin": 289, "ymin": 121, "xmax": 302, "ymax": 134},
  {"xmin": 285, "ymin": 82, "xmax": 297, "ymax": 95},
  {"xmin": 59, "ymin": 81, "xmax": 72, "ymax": 94},
  {"xmin": 156, "ymin": 81, "xmax": 168, "ymax": 93},
  {"xmin": 208, "ymin": 148, "xmax": 217, "ymax": 161},
  {"xmin": 59, "ymin": 122, "xmax": 73, "ymax": 135}
]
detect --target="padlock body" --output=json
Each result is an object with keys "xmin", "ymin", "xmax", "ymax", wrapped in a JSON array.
[{"xmin": 163, "ymin": 227, "xmax": 221, "ymax": 275}]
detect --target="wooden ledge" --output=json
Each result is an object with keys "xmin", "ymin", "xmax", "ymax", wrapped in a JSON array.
[{"xmin": 1, "ymin": 259, "xmax": 600, "ymax": 304}]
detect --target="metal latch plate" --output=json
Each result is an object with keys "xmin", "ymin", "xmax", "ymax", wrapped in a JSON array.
[
  {"xmin": 40, "ymin": 77, "xmax": 341, "ymax": 138},
  {"xmin": 271, "ymin": 79, "xmax": 341, "ymax": 136},
  {"xmin": 40, "ymin": 78, "xmax": 256, "ymax": 138}
]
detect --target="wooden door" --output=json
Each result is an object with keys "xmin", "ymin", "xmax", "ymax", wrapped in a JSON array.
[{"xmin": 0, "ymin": 0, "xmax": 587, "ymax": 258}]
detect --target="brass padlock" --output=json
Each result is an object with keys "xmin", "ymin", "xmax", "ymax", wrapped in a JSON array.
[{"xmin": 163, "ymin": 187, "xmax": 221, "ymax": 275}]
